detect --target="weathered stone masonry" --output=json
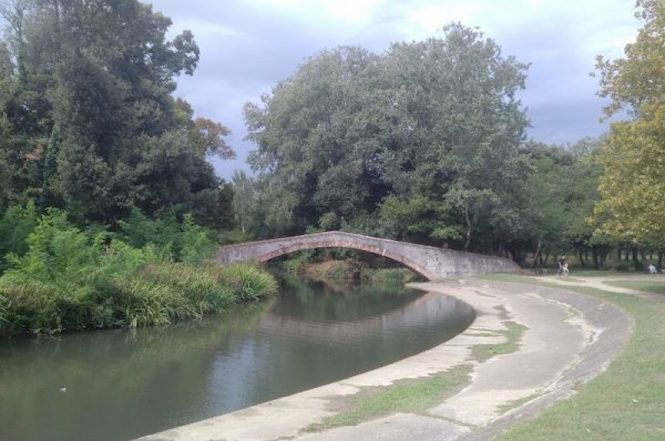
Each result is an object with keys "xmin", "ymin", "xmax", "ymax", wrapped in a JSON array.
[{"xmin": 216, "ymin": 231, "xmax": 519, "ymax": 280}]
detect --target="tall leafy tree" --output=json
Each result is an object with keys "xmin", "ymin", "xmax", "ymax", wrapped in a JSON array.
[
  {"xmin": 0, "ymin": 0, "xmax": 234, "ymax": 226},
  {"xmin": 245, "ymin": 46, "xmax": 383, "ymax": 234},
  {"xmin": 246, "ymin": 24, "xmax": 530, "ymax": 249},
  {"xmin": 593, "ymin": 0, "xmax": 665, "ymax": 247}
]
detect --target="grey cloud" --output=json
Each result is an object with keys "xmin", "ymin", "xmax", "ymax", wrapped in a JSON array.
[{"xmin": 149, "ymin": 0, "xmax": 637, "ymax": 178}]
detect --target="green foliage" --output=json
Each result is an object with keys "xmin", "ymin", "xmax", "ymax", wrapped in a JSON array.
[
  {"xmin": 306, "ymin": 366, "xmax": 471, "ymax": 431},
  {"xmin": 365, "ymin": 268, "xmax": 419, "ymax": 286},
  {"xmin": 471, "ymin": 320, "xmax": 529, "ymax": 362},
  {"xmin": 0, "ymin": 201, "xmax": 38, "ymax": 271},
  {"xmin": 593, "ymin": 0, "xmax": 665, "ymax": 247},
  {"xmin": 245, "ymin": 24, "xmax": 531, "ymax": 248},
  {"xmin": 0, "ymin": 210, "xmax": 276, "ymax": 336},
  {"xmin": 376, "ymin": 194, "xmax": 461, "ymax": 244},
  {"xmin": 221, "ymin": 263, "xmax": 278, "ymax": 302},
  {"xmin": 117, "ymin": 208, "xmax": 216, "ymax": 264},
  {"xmin": 0, "ymin": 0, "xmax": 233, "ymax": 227},
  {"xmin": 231, "ymin": 170, "xmax": 260, "ymax": 235},
  {"xmin": 180, "ymin": 214, "xmax": 218, "ymax": 264}
]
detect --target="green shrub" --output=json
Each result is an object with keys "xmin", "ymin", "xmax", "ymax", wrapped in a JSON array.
[
  {"xmin": 138, "ymin": 263, "xmax": 235, "ymax": 316},
  {"xmin": 0, "ymin": 293, "xmax": 7, "ymax": 326},
  {"xmin": 0, "ymin": 202, "xmax": 38, "ymax": 272},
  {"xmin": 0, "ymin": 209, "xmax": 276, "ymax": 336},
  {"xmin": 179, "ymin": 214, "xmax": 217, "ymax": 264},
  {"xmin": 366, "ymin": 268, "xmax": 419, "ymax": 286},
  {"xmin": 117, "ymin": 207, "xmax": 181, "ymax": 253},
  {"xmin": 613, "ymin": 262, "xmax": 632, "ymax": 272},
  {"xmin": 222, "ymin": 263, "xmax": 278, "ymax": 302},
  {"xmin": 118, "ymin": 208, "xmax": 216, "ymax": 263}
]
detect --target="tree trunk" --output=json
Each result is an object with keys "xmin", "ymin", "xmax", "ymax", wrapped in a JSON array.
[
  {"xmin": 463, "ymin": 205, "xmax": 472, "ymax": 252},
  {"xmin": 658, "ymin": 252, "xmax": 663, "ymax": 269},
  {"xmin": 578, "ymin": 248, "xmax": 587, "ymax": 267},
  {"xmin": 600, "ymin": 248, "xmax": 608, "ymax": 268},
  {"xmin": 592, "ymin": 247, "xmax": 599, "ymax": 269},
  {"xmin": 497, "ymin": 241, "xmax": 505, "ymax": 257},
  {"xmin": 632, "ymin": 247, "xmax": 640, "ymax": 270},
  {"xmin": 531, "ymin": 240, "xmax": 542, "ymax": 269}
]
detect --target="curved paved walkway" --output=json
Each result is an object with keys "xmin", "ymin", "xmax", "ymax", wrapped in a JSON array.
[{"xmin": 140, "ymin": 278, "xmax": 632, "ymax": 441}]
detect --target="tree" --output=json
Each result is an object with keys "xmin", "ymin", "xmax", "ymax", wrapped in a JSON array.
[
  {"xmin": 231, "ymin": 170, "xmax": 256, "ymax": 234},
  {"xmin": 517, "ymin": 139, "xmax": 603, "ymax": 269},
  {"xmin": 245, "ymin": 46, "xmax": 383, "ymax": 234},
  {"xmin": 593, "ymin": 0, "xmax": 665, "ymax": 247},
  {"xmin": 0, "ymin": 0, "xmax": 234, "ymax": 226},
  {"xmin": 245, "ymin": 24, "xmax": 530, "ymax": 249}
]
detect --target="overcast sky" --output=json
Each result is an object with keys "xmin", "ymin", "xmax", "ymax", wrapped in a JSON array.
[{"xmin": 149, "ymin": 0, "xmax": 640, "ymax": 179}]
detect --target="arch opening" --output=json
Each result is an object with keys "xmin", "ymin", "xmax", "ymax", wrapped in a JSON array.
[{"xmin": 255, "ymin": 242, "xmax": 435, "ymax": 281}]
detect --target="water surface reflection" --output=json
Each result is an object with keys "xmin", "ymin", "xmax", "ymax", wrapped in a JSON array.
[{"xmin": 0, "ymin": 279, "xmax": 474, "ymax": 441}]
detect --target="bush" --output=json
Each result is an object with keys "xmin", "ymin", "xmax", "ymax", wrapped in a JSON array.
[
  {"xmin": 222, "ymin": 263, "xmax": 278, "ymax": 302},
  {"xmin": 137, "ymin": 263, "xmax": 235, "ymax": 316},
  {"xmin": 0, "ymin": 202, "xmax": 39, "ymax": 272},
  {"xmin": 363, "ymin": 268, "xmax": 419, "ymax": 286},
  {"xmin": 0, "ymin": 210, "xmax": 277, "ymax": 336},
  {"xmin": 613, "ymin": 262, "xmax": 632, "ymax": 272},
  {"xmin": 118, "ymin": 208, "xmax": 217, "ymax": 264}
]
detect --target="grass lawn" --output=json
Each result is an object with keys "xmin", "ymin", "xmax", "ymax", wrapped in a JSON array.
[
  {"xmin": 471, "ymin": 320, "xmax": 528, "ymax": 362},
  {"xmin": 304, "ymin": 366, "xmax": 471, "ymax": 432},
  {"xmin": 484, "ymin": 273, "xmax": 665, "ymax": 441},
  {"xmin": 606, "ymin": 280, "xmax": 665, "ymax": 295},
  {"xmin": 559, "ymin": 269, "xmax": 634, "ymax": 277}
]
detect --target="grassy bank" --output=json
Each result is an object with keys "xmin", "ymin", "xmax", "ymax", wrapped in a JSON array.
[
  {"xmin": 483, "ymin": 273, "xmax": 664, "ymax": 441},
  {"xmin": 305, "ymin": 366, "xmax": 472, "ymax": 432},
  {"xmin": 0, "ymin": 207, "xmax": 277, "ymax": 336},
  {"xmin": 606, "ymin": 280, "xmax": 665, "ymax": 295}
]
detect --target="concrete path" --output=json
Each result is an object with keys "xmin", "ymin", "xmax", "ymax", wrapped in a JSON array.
[{"xmin": 139, "ymin": 278, "xmax": 632, "ymax": 441}]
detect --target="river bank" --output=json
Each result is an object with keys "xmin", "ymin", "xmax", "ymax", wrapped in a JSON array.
[
  {"xmin": 0, "ymin": 209, "xmax": 279, "ymax": 337},
  {"xmin": 140, "ymin": 276, "xmax": 632, "ymax": 441},
  {"xmin": 0, "ymin": 277, "xmax": 472, "ymax": 441}
]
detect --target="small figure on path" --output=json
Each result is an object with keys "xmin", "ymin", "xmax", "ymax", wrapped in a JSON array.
[
  {"xmin": 557, "ymin": 256, "xmax": 570, "ymax": 276},
  {"xmin": 648, "ymin": 263, "xmax": 657, "ymax": 274}
]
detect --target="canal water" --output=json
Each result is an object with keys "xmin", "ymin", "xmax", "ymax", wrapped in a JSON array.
[{"xmin": 0, "ymin": 277, "xmax": 474, "ymax": 441}]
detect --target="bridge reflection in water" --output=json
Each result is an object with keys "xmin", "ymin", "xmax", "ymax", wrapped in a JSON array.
[{"xmin": 258, "ymin": 293, "xmax": 474, "ymax": 346}]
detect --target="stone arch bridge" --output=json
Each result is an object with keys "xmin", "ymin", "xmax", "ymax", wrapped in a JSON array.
[{"xmin": 216, "ymin": 231, "xmax": 519, "ymax": 280}]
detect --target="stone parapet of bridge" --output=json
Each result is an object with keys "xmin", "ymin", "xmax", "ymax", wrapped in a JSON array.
[{"xmin": 216, "ymin": 231, "xmax": 519, "ymax": 281}]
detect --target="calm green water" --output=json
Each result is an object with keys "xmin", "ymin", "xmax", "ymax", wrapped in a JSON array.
[{"xmin": 0, "ymin": 278, "xmax": 474, "ymax": 441}]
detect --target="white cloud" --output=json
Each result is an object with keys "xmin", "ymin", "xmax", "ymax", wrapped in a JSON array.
[
  {"xmin": 149, "ymin": 0, "xmax": 642, "ymax": 177},
  {"xmin": 248, "ymin": 0, "xmax": 385, "ymax": 25}
]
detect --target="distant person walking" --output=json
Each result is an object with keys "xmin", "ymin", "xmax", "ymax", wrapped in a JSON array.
[
  {"xmin": 557, "ymin": 256, "xmax": 569, "ymax": 276},
  {"xmin": 648, "ymin": 263, "xmax": 657, "ymax": 274}
]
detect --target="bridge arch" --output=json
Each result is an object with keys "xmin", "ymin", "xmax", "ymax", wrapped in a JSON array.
[
  {"xmin": 217, "ymin": 231, "xmax": 519, "ymax": 281},
  {"xmin": 254, "ymin": 236, "xmax": 436, "ymax": 280}
]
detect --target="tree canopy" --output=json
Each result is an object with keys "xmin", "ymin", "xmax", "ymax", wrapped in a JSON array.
[
  {"xmin": 245, "ymin": 24, "xmax": 531, "ymax": 251},
  {"xmin": 0, "ymin": 0, "xmax": 234, "ymax": 227},
  {"xmin": 593, "ymin": 0, "xmax": 665, "ymax": 247}
]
